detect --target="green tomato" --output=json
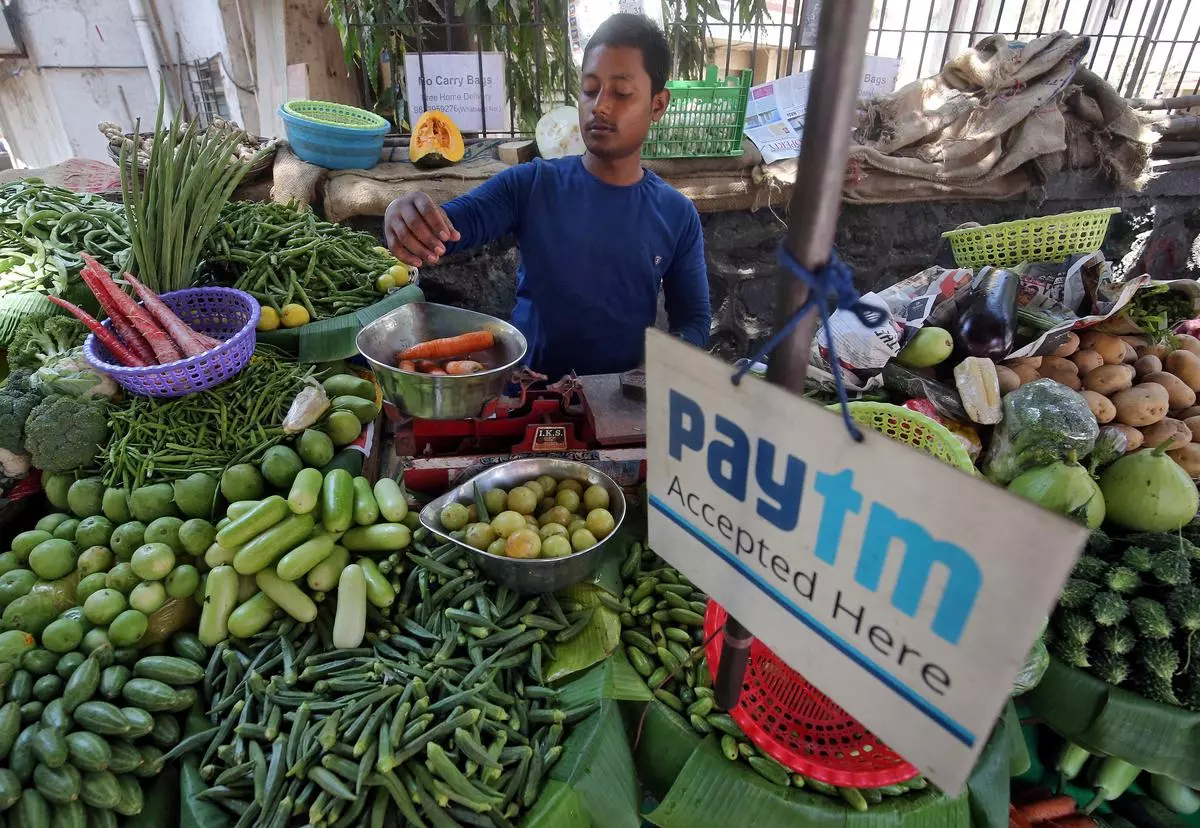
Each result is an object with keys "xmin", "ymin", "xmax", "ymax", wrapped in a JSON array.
[{"xmin": 439, "ymin": 503, "xmax": 469, "ymax": 532}]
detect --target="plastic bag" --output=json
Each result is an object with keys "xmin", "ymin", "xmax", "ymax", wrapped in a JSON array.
[
  {"xmin": 1011, "ymin": 620, "xmax": 1050, "ymax": 696},
  {"xmin": 982, "ymin": 379, "xmax": 1099, "ymax": 485},
  {"xmin": 282, "ymin": 381, "xmax": 329, "ymax": 434}
]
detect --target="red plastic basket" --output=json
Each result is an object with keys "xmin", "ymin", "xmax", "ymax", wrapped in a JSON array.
[{"xmin": 704, "ymin": 601, "xmax": 920, "ymax": 788}]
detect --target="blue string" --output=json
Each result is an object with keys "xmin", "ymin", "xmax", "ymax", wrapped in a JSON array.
[{"xmin": 731, "ymin": 245, "xmax": 887, "ymax": 443}]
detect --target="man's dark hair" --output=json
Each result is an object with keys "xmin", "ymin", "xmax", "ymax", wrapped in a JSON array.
[{"xmin": 583, "ymin": 13, "xmax": 671, "ymax": 94}]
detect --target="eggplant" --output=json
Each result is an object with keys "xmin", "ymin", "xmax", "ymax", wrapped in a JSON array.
[{"xmin": 955, "ymin": 267, "xmax": 1020, "ymax": 360}]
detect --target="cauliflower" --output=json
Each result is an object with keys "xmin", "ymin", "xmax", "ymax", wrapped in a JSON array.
[
  {"xmin": 32, "ymin": 350, "xmax": 119, "ymax": 400},
  {"xmin": 23, "ymin": 394, "xmax": 109, "ymax": 474},
  {"xmin": 0, "ymin": 449, "xmax": 30, "ymax": 478},
  {"xmin": 0, "ymin": 370, "xmax": 43, "ymax": 455},
  {"xmin": 7, "ymin": 315, "xmax": 88, "ymax": 371}
]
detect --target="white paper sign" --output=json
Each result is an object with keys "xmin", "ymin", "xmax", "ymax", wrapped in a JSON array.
[
  {"xmin": 405, "ymin": 52, "xmax": 506, "ymax": 133},
  {"xmin": 645, "ymin": 330, "xmax": 1086, "ymax": 794}
]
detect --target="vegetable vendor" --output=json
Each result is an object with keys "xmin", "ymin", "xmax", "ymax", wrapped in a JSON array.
[{"xmin": 384, "ymin": 14, "xmax": 711, "ymax": 379}]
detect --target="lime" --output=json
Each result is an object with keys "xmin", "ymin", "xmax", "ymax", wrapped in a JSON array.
[
  {"xmin": 43, "ymin": 474, "xmax": 73, "ymax": 511},
  {"xmin": 73, "ymin": 516, "xmax": 113, "ymax": 550},
  {"xmin": 173, "ymin": 473, "xmax": 218, "ymax": 519},
  {"xmin": 178, "ymin": 519, "xmax": 215, "ymax": 556},
  {"xmin": 67, "ymin": 477, "xmax": 106, "ymax": 518},
  {"xmin": 76, "ymin": 546, "xmax": 114, "ymax": 578},
  {"xmin": 101, "ymin": 488, "xmax": 132, "ymax": 524},
  {"xmin": 463, "ymin": 523, "xmax": 496, "ymax": 550},
  {"xmin": 506, "ymin": 487, "xmax": 538, "ymax": 516},
  {"xmin": 541, "ymin": 535, "xmax": 572, "ymax": 558},
  {"xmin": 129, "ymin": 581, "xmax": 167, "ymax": 615},
  {"xmin": 261, "ymin": 445, "xmax": 304, "ymax": 489},
  {"xmin": 144, "ymin": 517, "xmax": 185, "ymax": 553},
  {"xmin": 129, "ymin": 484, "xmax": 177, "ymax": 523},
  {"xmin": 296, "ymin": 429, "xmax": 335, "ymax": 468},
  {"xmin": 51, "ymin": 519, "xmax": 79, "ymax": 542},
  {"xmin": 107, "ymin": 610, "xmax": 148, "ymax": 647},
  {"xmin": 490, "ymin": 511, "xmax": 526, "ymax": 539},
  {"xmin": 585, "ymin": 508, "xmax": 616, "ymax": 539},
  {"xmin": 583, "ymin": 485, "xmax": 610, "ymax": 511},
  {"xmin": 570, "ymin": 529, "xmax": 598, "ymax": 552},
  {"xmin": 84, "ymin": 589, "xmax": 127, "ymax": 626},
  {"xmin": 76, "ymin": 573, "xmax": 108, "ymax": 605},
  {"xmin": 105, "ymin": 563, "xmax": 139, "ymax": 594},
  {"xmin": 131, "ymin": 543, "xmax": 175, "ymax": 581},
  {"xmin": 482, "ymin": 489, "xmax": 507, "ymax": 517},
  {"xmin": 439, "ymin": 503, "xmax": 469, "ymax": 531},
  {"xmin": 505, "ymin": 529, "xmax": 541, "ymax": 559},
  {"xmin": 110, "ymin": 522, "xmax": 146, "ymax": 562},
  {"xmin": 221, "ymin": 464, "xmax": 265, "ymax": 502},
  {"xmin": 326, "ymin": 411, "xmax": 362, "ymax": 447}
]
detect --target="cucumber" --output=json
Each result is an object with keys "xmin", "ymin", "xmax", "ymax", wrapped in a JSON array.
[
  {"xmin": 21, "ymin": 651, "xmax": 56, "ymax": 678},
  {"xmin": 49, "ymin": 799, "xmax": 86, "ymax": 828},
  {"xmin": 149, "ymin": 714, "xmax": 179, "ymax": 749},
  {"xmin": 275, "ymin": 535, "xmax": 334, "ymax": 582},
  {"xmin": 321, "ymin": 470, "xmax": 354, "ymax": 533},
  {"xmin": 32, "ymin": 676, "xmax": 62, "ymax": 704},
  {"xmin": 305, "ymin": 545, "xmax": 349, "ymax": 593},
  {"xmin": 131, "ymin": 657, "xmax": 203, "ymax": 687},
  {"xmin": 31, "ymin": 727, "xmax": 68, "ymax": 769},
  {"xmin": 113, "ymin": 773, "xmax": 143, "ymax": 816},
  {"xmin": 215, "ymin": 496, "xmax": 289, "ymax": 549},
  {"xmin": 15, "ymin": 789, "xmax": 50, "ymax": 828},
  {"xmin": 356, "ymin": 558, "xmax": 395, "ymax": 609},
  {"xmin": 372, "ymin": 478, "xmax": 409, "ymax": 523},
  {"xmin": 169, "ymin": 633, "xmax": 206, "ymax": 664},
  {"xmin": 119, "ymin": 707, "xmax": 155, "ymax": 738},
  {"xmin": 40, "ymin": 699, "xmax": 70, "ymax": 732},
  {"xmin": 254, "ymin": 569, "xmax": 317, "ymax": 624},
  {"xmin": 10, "ymin": 724, "xmax": 39, "ymax": 781},
  {"xmin": 64, "ymin": 732, "xmax": 111, "ymax": 773},
  {"xmin": 226, "ymin": 592, "xmax": 278, "ymax": 639},
  {"xmin": 323, "ymin": 374, "xmax": 375, "ymax": 401},
  {"xmin": 32, "ymin": 763, "xmax": 80, "ymax": 804},
  {"xmin": 332, "ymin": 565, "xmax": 367, "ymax": 649},
  {"xmin": 287, "ymin": 468, "xmax": 323, "ymax": 516},
  {"xmin": 62, "ymin": 656, "xmax": 100, "ymax": 715},
  {"xmin": 0, "ymin": 701, "xmax": 20, "ymax": 759},
  {"xmin": 197, "ymin": 566, "xmax": 238, "ymax": 647},
  {"xmin": 0, "ymin": 767, "xmax": 18, "ymax": 809},
  {"xmin": 104, "ymin": 743, "xmax": 141, "ymax": 775},
  {"xmin": 7, "ymin": 670, "xmax": 32, "ymax": 704},
  {"xmin": 78, "ymin": 770, "xmax": 121, "ymax": 809},
  {"xmin": 331, "ymin": 395, "xmax": 379, "ymax": 425},
  {"xmin": 341, "ymin": 524, "xmax": 411, "ymax": 552},
  {"xmin": 351, "ymin": 477, "xmax": 379, "ymax": 525},
  {"xmin": 98, "ymin": 666, "xmax": 129, "ymax": 701},
  {"xmin": 71, "ymin": 702, "xmax": 130, "ymax": 737},
  {"xmin": 119, "ymin": 680, "xmax": 181, "ymax": 714},
  {"xmin": 1149, "ymin": 773, "xmax": 1200, "ymax": 815},
  {"xmin": 223, "ymin": 501, "xmax": 260, "ymax": 522},
  {"xmin": 231, "ymin": 513, "xmax": 316, "ymax": 575}
]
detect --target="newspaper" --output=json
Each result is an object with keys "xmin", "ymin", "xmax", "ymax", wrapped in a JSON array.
[
  {"xmin": 1006, "ymin": 276, "xmax": 1149, "ymax": 359},
  {"xmin": 743, "ymin": 56, "xmax": 900, "ymax": 163}
]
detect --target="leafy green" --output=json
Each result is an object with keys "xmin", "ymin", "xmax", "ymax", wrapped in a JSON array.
[
  {"xmin": 1126, "ymin": 284, "xmax": 1193, "ymax": 344},
  {"xmin": 6, "ymin": 314, "xmax": 87, "ymax": 370}
]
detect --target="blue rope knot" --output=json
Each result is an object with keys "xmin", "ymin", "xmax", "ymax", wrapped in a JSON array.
[{"xmin": 731, "ymin": 245, "xmax": 885, "ymax": 442}]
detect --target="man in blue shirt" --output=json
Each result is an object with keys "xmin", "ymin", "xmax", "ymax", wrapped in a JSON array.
[{"xmin": 384, "ymin": 14, "xmax": 711, "ymax": 379}]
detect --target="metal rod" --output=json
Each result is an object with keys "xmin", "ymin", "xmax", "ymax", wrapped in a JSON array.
[{"xmin": 713, "ymin": 0, "xmax": 873, "ymax": 712}]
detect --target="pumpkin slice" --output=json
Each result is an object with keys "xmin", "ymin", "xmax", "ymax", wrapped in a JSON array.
[{"xmin": 410, "ymin": 110, "xmax": 465, "ymax": 168}]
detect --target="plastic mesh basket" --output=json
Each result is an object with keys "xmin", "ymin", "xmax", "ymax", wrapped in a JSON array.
[
  {"xmin": 942, "ymin": 207, "xmax": 1120, "ymax": 268},
  {"xmin": 643, "ymin": 66, "xmax": 752, "ymax": 159},
  {"xmin": 281, "ymin": 100, "xmax": 389, "ymax": 130},
  {"xmin": 837, "ymin": 401, "xmax": 977, "ymax": 473},
  {"xmin": 83, "ymin": 287, "xmax": 259, "ymax": 398},
  {"xmin": 279, "ymin": 101, "xmax": 390, "ymax": 170}
]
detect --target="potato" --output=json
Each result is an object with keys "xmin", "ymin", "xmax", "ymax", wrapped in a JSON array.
[
  {"xmin": 1185, "ymin": 415, "xmax": 1200, "ymax": 443},
  {"xmin": 1071, "ymin": 350, "xmax": 1105, "ymax": 375},
  {"xmin": 1134, "ymin": 354, "xmax": 1162, "ymax": 378},
  {"xmin": 1178, "ymin": 405, "xmax": 1200, "ymax": 420},
  {"xmin": 995, "ymin": 365, "xmax": 1021, "ymax": 395},
  {"xmin": 1113, "ymin": 382, "xmax": 1171, "ymax": 427},
  {"xmin": 1090, "ymin": 333, "xmax": 1127, "ymax": 365},
  {"xmin": 1122, "ymin": 341, "xmax": 1138, "ymax": 363},
  {"xmin": 1051, "ymin": 332, "xmax": 1080, "ymax": 358},
  {"xmin": 1168, "ymin": 442, "xmax": 1200, "ymax": 479},
  {"xmin": 1143, "ymin": 371, "xmax": 1197, "ymax": 410},
  {"xmin": 1165, "ymin": 348, "xmax": 1200, "ymax": 391},
  {"xmin": 1044, "ymin": 369, "xmax": 1082, "ymax": 391},
  {"xmin": 1110, "ymin": 423, "xmax": 1145, "ymax": 452},
  {"xmin": 1137, "ymin": 343, "xmax": 1169, "ymax": 360},
  {"xmin": 1121, "ymin": 335, "xmax": 1149, "ymax": 349},
  {"xmin": 1008, "ymin": 356, "xmax": 1042, "ymax": 370},
  {"xmin": 1080, "ymin": 390, "xmax": 1116, "ymax": 423},
  {"xmin": 1040, "ymin": 356, "xmax": 1078, "ymax": 376},
  {"xmin": 1010, "ymin": 363, "xmax": 1040, "ymax": 385},
  {"xmin": 1082, "ymin": 364, "xmax": 1135, "ymax": 395},
  {"xmin": 1175, "ymin": 334, "xmax": 1200, "ymax": 357},
  {"xmin": 1140, "ymin": 417, "xmax": 1191, "ymax": 451}
]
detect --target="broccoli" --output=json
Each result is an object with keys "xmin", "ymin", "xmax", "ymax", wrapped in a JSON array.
[
  {"xmin": 1098, "ymin": 625, "xmax": 1136, "ymax": 656},
  {"xmin": 1130, "ymin": 597, "xmax": 1173, "ymax": 640},
  {"xmin": 1106, "ymin": 566, "xmax": 1143, "ymax": 595},
  {"xmin": 1166, "ymin": 585, "xmax": 1200, "ymax": 633},
  {"xmin": 1091, "ymin": 651, "xmax": 1130, "ymax": 686},
  {"xmin": 23, "ymin": 394, "xmax": 109, "ymax": 474},
  {"xmin": 7, "ymin": 315, "xmax": 87, "ymax": 371},
  {"xmin": 1120, "ymin": 546, "xmax": 1153, "ymax": 573},
  {"xmin": 1059, "ymin": 578, "xmax": 1099, "ymax": 609},
  {"xmin": 0, "ymin": 370, "xmax": 43, "ymax": 455},
  {"xmin": 1091, "ymin": 592, "xmax": 1129, "ymax": 627}
]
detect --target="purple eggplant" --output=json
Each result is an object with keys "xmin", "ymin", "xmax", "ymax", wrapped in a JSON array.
[{"xmin": 956, "ymin": 267, "xmax": 1019, "ymax": 360}]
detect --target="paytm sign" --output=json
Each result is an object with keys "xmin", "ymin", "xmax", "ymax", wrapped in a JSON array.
[{"xmin": 645, "ymin": 330, "xmax": 1085, "ymax": 793}]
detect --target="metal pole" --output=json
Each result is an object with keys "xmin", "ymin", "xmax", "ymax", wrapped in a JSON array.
[{"xmin": 713, "ymin": 0, "xmax": 873, "ymax": 711}]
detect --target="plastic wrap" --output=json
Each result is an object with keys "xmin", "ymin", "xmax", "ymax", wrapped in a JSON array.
[
  {"xmin": 982, "ymin": 379, "xmax": 1099, "ymax": 485},
  {"xmin": 882, "ymin": 362, "xmax": 969, "ymax": 422},
  {"xmin": 1012, "ymin": 619, "xmax": 1050, "ymax": 696}
]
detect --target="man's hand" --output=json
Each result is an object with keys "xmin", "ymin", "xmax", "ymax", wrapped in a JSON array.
[{"xmin": 383, "ymin": 192, "xmax": 462, "ymax": 268}]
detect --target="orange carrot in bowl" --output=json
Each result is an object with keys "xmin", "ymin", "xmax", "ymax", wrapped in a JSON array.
[
  {"xmin": 398, "ymin": 330, "xmax": 495, "ymax": 361},
  {"xmin": 428, "ymin": 369, "xmax": 447, "ymax": 376},
  {"xmin": 414, "ymin": 360, "xmax": 440, "ymax": 374},
  {"xmin": 445, "ymin": 360, "xmax": 486, "ymax": 375},
  {"xmin": 397, "ymin": 359, "xmax": 417, "ymax": 372},
  {"xmin": 1015, "ymin": 796, "xmax": 1079, "ymax": 824}
]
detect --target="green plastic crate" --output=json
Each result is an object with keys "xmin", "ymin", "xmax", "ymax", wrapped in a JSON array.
[{"xmin": 643, "ymin": 66, "xmax": 752, "ymax": 160}]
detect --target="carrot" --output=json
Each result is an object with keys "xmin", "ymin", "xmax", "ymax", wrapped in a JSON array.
[
  {"xmin": 414, "ymin": 360, "xmax": 440, "ymax": 374},
  {"xmin": 123, "ymin": 273, "xmax": 213, "ymax": 357},
  {"xmin": 398, "ymin": 330, "xmax": 495, "ymax": 362},
  {"xmin": 396, "ymin": 360, "xmax": 418, "ymax": 372},
  {"xmin": 78, "ymin": 259, "xmax": 155, "ymax": 364},
  {"xmin": 79, "ymin": 255, "xmax": 182, "ymax": 364},
  {"xmin": 1016, "ymin": 796, "xmax": 1081, "ymax": 824},
  {"xmin": 48, "ymin": 295, "xmax": 145, "ymax": 367},
  {"xmin": 427, "ymin": 369, "xmax": 447, "ymax": 376},
  {"xmin": 1045, "ymin": 818, "xmax": 1095, "ymax": 828},
  {"xmin": 1011, "ymin": 805, "xmax": 1034, "ymax": 828},
  {"xmin": 445, "ymin": 360, "xmax": 486, "ymax": 375}
]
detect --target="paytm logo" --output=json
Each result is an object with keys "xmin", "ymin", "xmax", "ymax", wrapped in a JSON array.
[{"xmin": 668, "ymin": 390, "xmax": 982, "ymax": 645}]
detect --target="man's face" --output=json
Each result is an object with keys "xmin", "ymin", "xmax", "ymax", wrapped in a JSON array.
[{"xmin": 578, "ymin": 44, "xmax": 669, "ymax": 160}]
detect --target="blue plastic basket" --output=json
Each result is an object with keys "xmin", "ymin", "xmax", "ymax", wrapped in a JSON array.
[{"xmin": 279, "ymin": 100, "xmax": 390, "ymax": 170}]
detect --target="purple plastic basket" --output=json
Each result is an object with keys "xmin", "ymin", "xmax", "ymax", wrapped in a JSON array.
[{"xmin": 83, "ymin": 287, "xmax": 260, "ymax": 398}]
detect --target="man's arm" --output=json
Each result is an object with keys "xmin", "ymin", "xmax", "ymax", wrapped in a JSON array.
[{"xmin": 663, "ymin": 207, "xmax": 711, "ymax": 347}]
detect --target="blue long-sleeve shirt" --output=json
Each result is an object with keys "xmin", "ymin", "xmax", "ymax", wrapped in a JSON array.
[{"xmin": 442, "ymin": 156, "xmax": 710, "ymax": 379}]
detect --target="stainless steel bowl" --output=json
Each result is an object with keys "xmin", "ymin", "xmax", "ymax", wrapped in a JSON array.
[
  {"xmin": 419, "ymin": 458, "xmax": 626, "ymax": 593},
  {"xmin": 355, "ymin": 302, "xmax": 527, "ymax": 420}
]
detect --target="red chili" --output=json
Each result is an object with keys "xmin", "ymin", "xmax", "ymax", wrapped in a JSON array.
[{"xmin": 47, "ymin": 295, "xmax": 145, "ymax": 367}]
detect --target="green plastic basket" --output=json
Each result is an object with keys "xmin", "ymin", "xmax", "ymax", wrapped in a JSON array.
[
  {"xmin": 643, "ymin": 66, "xmax": 752, "ymax": 160},
  {"xmin": 281, "ymin": 100, "xmax": 389, "ymax": 130},
  {"xmin": 941, "ymin": 207, "xmax": 1121, "ymax": 268},
  {"xmin": 831, "ymin": 401, "xmax": 977, "ymax": 474}
]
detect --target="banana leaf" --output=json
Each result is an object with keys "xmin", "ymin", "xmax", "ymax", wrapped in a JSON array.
[
  {"xmin": 545, "ymin": 582, "xmax": 622, "ymax": 684},
  {"xmin": 586, "ymin": 539, "xmax": 628, "ymax": 596},
  {"xmin": 0, "ymin": 292, "xmax": 57, "ymax": 346},
  {"xmin": 627, "ymin": 699, "xmax": 703, "ymax": 800},
  {"xmin": 257, "ymin": 283, "xmax": 424, "ymax": 362},
  {"xmin": 557, "ymin": 650, "xmax": 655, "ymax": 710},
  {"xmin": 180, "ymin": 708, "xmax": 231, "ymax": 828},
  {"xmin": 546, "ymin": 699, "xmax": 642, "ymax": 828},
  {"xmin": 1023, "ymin": 657, "xmax": 1200, "ymax": 787},
  {"xmin": 522, "ymin": 780, "xmax": 592, "ymax": 828},
  {"xmin": 126, "ymin": 763, "xmax": 179, "ymax": 828}
]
